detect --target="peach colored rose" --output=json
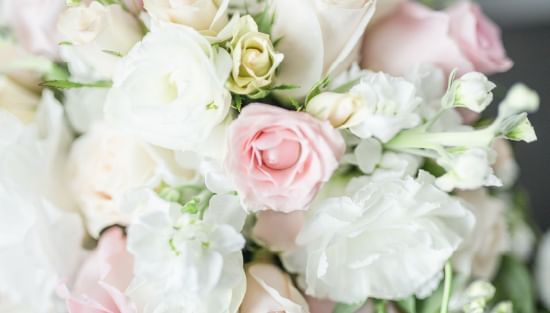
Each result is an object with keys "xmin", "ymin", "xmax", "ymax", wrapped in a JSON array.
[
  {"xmin": 225, "ymin": 104, "xmax": 345, "ymax": 213},
  {"xmin": 240, "ymin": 263, "xmax": 309, "ymax": 313},
  {"xmin": 252, "ymin": 210, "xmax": 306, "ymax": 252},
  {"xmin": 362, "ymin": 1, "xmax": 512, "ymax": 77},
  {"xmin": 59, "ymin": 227, "xmax": 137, "ymax": 313}
]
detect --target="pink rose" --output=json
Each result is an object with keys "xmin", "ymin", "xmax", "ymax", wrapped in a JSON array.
[
  {"xmin": 1, "ymin": 0, "xmax": 65, "ymax": 58},
  {"xmin": 225, "ymin": 104, "xmax": 345, "ymax": 213},
  {"xmin": 252, "ymin": 210, "xmax": 306, "ymax": 252},
  {"xmin": 59, "ymin": 227, "xmax": 137, "ymax": 313},
  {"xmin": 362, "ymin": 1, "xmax": 512, "ymax": 76}
]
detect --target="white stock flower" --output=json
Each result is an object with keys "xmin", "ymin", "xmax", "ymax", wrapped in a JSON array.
[
  {"xmin": 127, "ymin": 191, "xmax": 246, "ymax": 312},
  {"xmin": 453, "ymin": 189, "xmax": 510, "ymax": 280},
  {"xmin": 57, "ymin": 2, "xmax": 143, "ymax": 79},
  {"xmin": 272, "ymin": 0, "xmax": 375, "ymax": 98},
  {"xmin": 444, "ymin": 72, "xmax": 496, "ymax": 113},
  {"xmin": 284, "ymin": 172, "xmax": 474, "ymax": 302},
  {"xmin": 68, "ymin": 122, "xmax": 197, "ymax": 238},
  {"xmin": 104, "ymin": 23, "xmax": 232, "ymax": 153},
  {"xmin": 348, "ymin": 72, "xmax": 422, "ymax": 142},
  {"xmin": 436, "ymin": 148, "xmax": 502, "ymax": 192},
  {"xmin": 536, "ymin": 232, "xmax": 550, "ymax": 311},
  {"xmin": 144, "ymin": 0, "xmax": 230, "ymax": 34}
]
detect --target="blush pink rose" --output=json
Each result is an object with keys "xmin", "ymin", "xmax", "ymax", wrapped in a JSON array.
[
  {"xmin": 1, "ymin": 0, "xmax": 65, "ymax": 58},
  {"xmin": 59, "ymin": 227, "xmax": 137, "ymax": 313},
  {"xmin": 362, "ymin": 1, "xmax": 512, "ymax": 76},
  {"xmin": 225, "ymin": 104, "xmax": 345, "ymax": 213},
  {"xmin": 252, "ymin": 210, "xmax": 306, "ymax": 252}
]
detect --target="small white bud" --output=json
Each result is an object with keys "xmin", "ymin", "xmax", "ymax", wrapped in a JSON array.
[
  {"xmin": 491, "ymin": 302, "xmax": 513, "ymax": 313},
  {"xmin": 465, "ymin": 281, "xmax": 496, "ymax": 302},
  {"xmin": 499, "ymin": 83, "xmax": 539, "ymax": 117},
  {"xmin": 444, "ymin": 72, "xmax": 495, "ymax": 113}
]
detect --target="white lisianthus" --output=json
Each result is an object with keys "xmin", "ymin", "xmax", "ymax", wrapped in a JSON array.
[
  {"xmin": 144, "ymin": 0, "xmax": 229, "ymax": 34},
  {"xmin": 453, "ymin": 189, "xmax": 510, "ymax": 280},
  {"xmin": 436, "ymin": 148, "xmax": 502, "ymax": 192},
  {"xmin": 536, "ymin": 232, "xmax": 550, "ymax": 310},
  {"xmin": 57, "ymin": 2, "xmax": 143, "ymax": 79},
  {"xmin": 126, "ymin": 190, "xmax": 247, "ymax": 312},
  {"xmin": 307, "ymin": 92, "xmax": 367, "ymax": 129},
  {"xmin": 67, "ymin": 122, "xmax": 198, "ymax": 238},
  {"xmin": 104, "ymin": 23, "xmax": 232, "ymax": 153},
  {"xmin": 348, "ymin": 72, "xmax": 422, "ymax": 142},
  {"xmin": 443, "ymin": 72, "xmax": 496, "ymax": 113},
  {"xmin": 0, "ymin": 76, "xmax": 40, "ymax": 124},
  {"xmin": 284, "ymin": 172, "xmax": 474, "ymax": 302},
  {"xmin": 272, "ymin": 0, "xmax": 375, "ymax": 98}
]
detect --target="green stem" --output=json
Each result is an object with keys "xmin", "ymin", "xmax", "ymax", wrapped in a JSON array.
[
  {"xmin": 440, "ymin": 263, "xmax": 453, "ymax": 313},
  {"xmin": 375, "ymin": 300, "xmax": 387, "ymax": 313}
]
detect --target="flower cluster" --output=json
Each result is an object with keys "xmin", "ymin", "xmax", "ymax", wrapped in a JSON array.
[{"xmin": 0, "ymin": 0, "xmax": 547, "ymax": 313}]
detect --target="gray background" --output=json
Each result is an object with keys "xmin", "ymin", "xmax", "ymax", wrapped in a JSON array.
[{"xmin": 479, "ymin": 0, "xmax": 550, "ymax": 232}]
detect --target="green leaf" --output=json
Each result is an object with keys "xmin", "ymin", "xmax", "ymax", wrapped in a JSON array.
[
  {"xmin": 96, "ymin": 0, "xmax": 120, "ymax": 5},
  {"xmin": 288, "ymin": 97, "xmax": 304, "ymax": 111},
  {"xmin": 232, "ymin": 94, "xmax": 243, "ymax": 112},
  {"xmin": 396, "ymin": 297, "xmax": 416, "ymax": 313},
  {"xmin": 102, "ymin": 49, "xmax": 123, "ymax": 57},
  {"xmin": 40, "ymin": 79, "xmax": 112, "ymax": 90},
  {"xmin": 269, "ymin": 84, "xmax": 299, "ymax": 91},
  {"xmin": 492, "ymin": 254, "xmax": 536, "ymax": 313},
  {"xmin": 305, "ymin": 76, "xmax": 330, "ymax": 106},
  {"xmin": 58, "ymin": 41, "xmax": 73, "ymax": 46},
  {"xmin": 333, "ymin": 300, "xmax": 367, "ymax": 313},
  {"xmin": 254, "ymin": 4, "xmax": 275, "ymax": 35}
]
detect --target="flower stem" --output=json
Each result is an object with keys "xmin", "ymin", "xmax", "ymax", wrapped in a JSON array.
[{"xmin": 440, "ymin": 263, "xmax": 453, "ymax": 313}]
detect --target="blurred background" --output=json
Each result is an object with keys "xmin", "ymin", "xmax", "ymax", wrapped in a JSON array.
[{"xmin": 478, "ymin": 0, "xmax": 550, "ymax": 232}]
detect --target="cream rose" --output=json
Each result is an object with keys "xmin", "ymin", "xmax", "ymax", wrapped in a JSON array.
[
  {"xmin": 68, "ymin": 122, "xmax": 197, "ymax": 237},
  {"xmin": 453, "ymin": 189, "xmax": 510, "ymax": 280},
  {"xmin": 144, "ymin": 0, "xmax": 229, "ymax": 34},
  {"xmin": 104, "ymin": 23, "xmax": 232, "ymax": 153},
  {"xmin": 0, "ymin": 76, "xmax": 40, "ymax": 124},
  {"xmin": 306, "ymin": 92, "xmax": 367, "ymax": 129},
  {"xmin": 240, "ymin": 263, "xmax": 310, "ymax": 313},
  {"xmin": 272, "ymin": 0, "xmax": 375, "ymax": 98},
  {"xmin": 227, "ymin": 16, "xmax": 283, "ymax": 97},
  {"xmin": 57, "ymin": 2, "xmax": 143, "ymax": 78}
]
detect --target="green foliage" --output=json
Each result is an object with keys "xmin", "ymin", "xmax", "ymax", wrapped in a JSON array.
[
  {"xmin": 40, "ymin": 79, "xmax": 112, "ymax": 90},
  {"xmin": 333, "ymin": 300, "xmax": 368, "ymax": 313},
  {"xmin": 492, "ymin": 255, "xmax": 536, "ymax": 313},
  {"xmin": 254, "ymin": 4, "xmax": 275, "ymax": 35},
  {"xmin": 102, "ymin": 49, "xmax": 123, "ymax": 57},
  {"xmin": 396, "ymin": 297, "xmax": 417, "ymax": 313},
  {"xmin": 417, "ymin": 274, "xmax": 468, "ymax": 313},
  {"xmin": 305, "ymin": 76, "xmax": 331, "ymax": 106}
]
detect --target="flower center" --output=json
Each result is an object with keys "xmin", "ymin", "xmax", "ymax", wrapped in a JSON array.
[{"xmin": 261, "ymin": 139, "xmax": 301, "ymax": 170}]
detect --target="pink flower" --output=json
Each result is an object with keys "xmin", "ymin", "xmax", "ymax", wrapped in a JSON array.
[
  {"xmin": 252, "ymin": 210, "xmax": 306, "ymax": 252},
  {"xmin": 59, "ymin": 227, "xmax": 137, "ymax": 313},
  {"xmin": 361, "ymin": 1, "xmax": 512, "ymax": 76},
  {"xmin": 225, "ymin": 104, "xmax": 345, "ymax": 213},
  {"xmin": 1, "ymin": 0, "xmax": 65, "ymax": 58}
]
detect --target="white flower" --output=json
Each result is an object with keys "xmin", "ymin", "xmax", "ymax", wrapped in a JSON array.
[
  {"xmin": 444, "ymin": 72, "xmax": 496, "ymax": 113},
  {"xmin": 436, "ymin": 148, "xmax": 502, "ymax": 192},
  {"xmin": 492, "ymin": 139, "xmax": 519, "ymax": 189},
  {"xmin": 348, "ymin": 72, "xmax": 422, "ymax": 142},
  {"xmin": 307, "ymin": 92, "xmax": 367, "ymax": 129},
  {"xmin": 0, "ymin": 76, "xmax": 40, "ymax": 124},
  {"xmin": 68, "ymin": 122, "xmax": 197, "ymax": 237},
  {"xmin": 104, "ymin": 23, "xmax": 232, "ymax": 153},
  {"xmin": 499, "ymin": 83, "xmax": 539, "ymax": 117},
  {"xmin": 284, "ymin": 172, "xmax": 474, "ymax": 302},
  {"xmin": 536, "ymin": 231, "xmax": 550, "ymax": 311},
  {"xmin": 453, "ymin": 189, "xmax": 510, "ymax": 280},
  {"xmin": 272, "ymin": 0, "xmax": 375, "ymax": 98},
  {"xmin": 126, "ymin": 190, "xmax": 247, "ymax": 312},
  {"xmin": 64, "ymin": 87, "xmax": 108, "ymax": 133},
  {"xmin": 144, "ymin": 0, "xmax": 230, "ymax": 34},
  {"xmin": 57, "ymin": 2, "xmax": 143, "ymax": 79}
]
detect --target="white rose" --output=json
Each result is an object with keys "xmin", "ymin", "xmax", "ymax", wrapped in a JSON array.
[
  {"xmin": 284, "ymin": 172, "xmax": 474, "ymax": 302},
  {"xmin": 0, "ymin": 76, "xmax": 40, "ymax": 124},
  {"xmin": 536, "ymin": 232, "xmax": 550, "ymax": 311},
  {"xmin": 241, "ymin": 263, "xmax": 310, "ymax": 313},
  {"xmin": 307, "ymin": 92, "xmax": 367, "ymax": 129},
  {"xmin": 453, "ymin": 189, "xmax": 510, "ymax": 280},
  {"xmin": 443, "ymin": 72, "xmax": 495, "ymax": 113},
  {"xmin": 126, "ymin": 190, "xmax": 246, "ymax": 312},
  {"xmin": 272, "ymin": 0, "xmax": 375, "ymax": 98},
  {"xmin": 348, "ymin": 71, "xmax": 422, "ymax": 142},
  {"xmin": 104, "ymin": 23, "xmax": 232, "ymax": 153},
  {"xmin": 68, "ymin": 122, "xmax": 197, "ymax": 238},
  {"xmin": 436, "ymin": 148, "xmax": 502, "ymax": 192},
  {"xmin": 144, "ymin": 0, "xmax": 229, "ymax": 33},
  {"xmin": 57, "ymin": 2, "xmax": 143, "ymax": 78}
]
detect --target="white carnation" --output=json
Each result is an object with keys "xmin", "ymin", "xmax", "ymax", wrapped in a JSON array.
[
  {"xmin": 349, "ymin": 72, "xmax": 422, "ymax": 143},
  {"xmin": 284, "ymin": 172, "xmax": 474, "ymax": 302},
  {"xmin": 104, "ymin": 23, "xmax": 232, "ymax": 154}
]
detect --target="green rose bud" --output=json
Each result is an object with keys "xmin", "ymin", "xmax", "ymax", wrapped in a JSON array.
[{"xmin": 227, "ymin": 16, "xmax": 284, "ymax": 97}]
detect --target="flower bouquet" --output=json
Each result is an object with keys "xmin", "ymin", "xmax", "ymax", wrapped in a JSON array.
[{"xmin": 0, "ymin": 0, "xmax": 548, "ymax": 312}]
